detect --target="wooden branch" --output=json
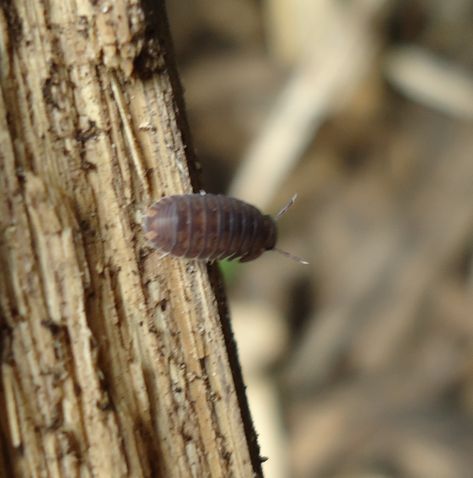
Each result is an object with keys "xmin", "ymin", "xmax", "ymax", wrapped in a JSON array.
[{"xmin": 0, "ymin": 1, "xmax": 261, "ymax": 476}]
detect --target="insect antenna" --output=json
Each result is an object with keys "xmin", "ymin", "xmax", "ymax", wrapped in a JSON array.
[
  {"xmin": 275, "ymin": 193, "xmax": 298, "ymax": 221},
  {"xmin": 272, "ymin": 194, "xmax": 308, "ymax": 264},
  {"xmin": 273, "ymin": 247, "xmax": 309, "ymax": 265}
]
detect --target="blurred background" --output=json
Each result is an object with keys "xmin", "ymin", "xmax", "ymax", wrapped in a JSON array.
[{"xmin": 165, "ymin": 1, "xmax": 473, "ymax": 477}]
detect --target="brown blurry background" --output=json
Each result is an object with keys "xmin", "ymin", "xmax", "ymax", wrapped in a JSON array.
[{"xmin": 165, "ymin": 1, "xmax": 473, "ymax": 477}]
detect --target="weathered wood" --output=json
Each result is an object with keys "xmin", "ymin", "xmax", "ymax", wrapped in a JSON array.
[{"xmin": 0, "ymin": 1, "xmax": 261, "ymax": 476}]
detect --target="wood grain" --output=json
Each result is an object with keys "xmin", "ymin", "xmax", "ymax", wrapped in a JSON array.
[{"xmin": 0, "ymin": 1, "xmax": 261, "ymax": 476}]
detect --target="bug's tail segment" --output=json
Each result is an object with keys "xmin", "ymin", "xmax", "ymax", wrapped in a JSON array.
[
  {"xmin": 274, "ymin": 193, "xmax": 298, "ymax": 221},
  {"xmin": 273, "ymin": 247, "xmax": 309, "ymax": 265}
]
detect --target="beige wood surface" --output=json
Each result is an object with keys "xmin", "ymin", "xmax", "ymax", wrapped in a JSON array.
[{"xmin": 0, "ymin": 1, "xmax": 261, "ymax": 476}]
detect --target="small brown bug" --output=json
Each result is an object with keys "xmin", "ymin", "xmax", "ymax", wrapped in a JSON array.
[{"xmin": 143, "ymin": 193, "xmax": 307, "ymax": 264}]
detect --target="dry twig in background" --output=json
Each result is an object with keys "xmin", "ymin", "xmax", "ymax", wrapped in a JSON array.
[{"xmin": 230, "ymin": 0, "xmax": 385, "ymax": 208}]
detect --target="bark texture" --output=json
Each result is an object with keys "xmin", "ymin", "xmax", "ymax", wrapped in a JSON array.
[{"xmin": 0, "ymin": 1, "xmax": 261, "ymax": 476}]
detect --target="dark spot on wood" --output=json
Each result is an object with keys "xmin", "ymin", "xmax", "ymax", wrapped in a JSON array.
[
  {"xmin": 77, "ymin": 15, "xmax": 89, "ymax": 39},
  {"xmin": 46, "ymin": 410, "xmax": 63, "ymax": 431},
  {"xmin": 80, "ymin": 159, "xmax": 97, "ymax": 172},
  {"xmin": 58, "ymin": 430, "xmax": 82, "ymax": 458},
  {"xmin": 134, "ymin": 36, "xmax": 167, "ymax": 79},
  {"xmin": 79, "ymin": 219, "xmax": 91, "ymax": 232},
  {"xmin": 40, "ymin": 319, "xmax": 63, "ymax": 335},
  {"xmin": 96, "ymin": 399, "xmax": 112, "ymax": 411},
  {"xmin": 132, "ymin": 0, "xmax": 170, "ymax": 80},
  {"xmin": 1, "ymin": 1, "xmax": 23, "ymax": 47},
  {"xmin": 159, "ymin": 298, "xmax": 168, "ymax": 311},
  {"xmin": 76, "ymin": 120, "xmax": 99, "ymax": 144},
  {"xmin": 15, "ymin": 167, "xmax": 26, "ymax": 185},
  {"xmin": 42, "ymin": 73, "xmax": 60, "ymax": 109}
]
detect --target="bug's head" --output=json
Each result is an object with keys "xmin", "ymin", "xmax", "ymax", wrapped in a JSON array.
[{"xmin": 263, "ymin": 215, "xmax": 277, "ymax": 251}]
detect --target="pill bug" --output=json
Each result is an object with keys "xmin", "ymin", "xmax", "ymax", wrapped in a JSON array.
[{"xmin": 143, "ymin": 193, "xmax": 307, "ymax": 264}]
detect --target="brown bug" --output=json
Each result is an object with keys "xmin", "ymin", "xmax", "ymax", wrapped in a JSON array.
[{"xmin": 143, "ymin": 193, "xmax": 307, "ymax": 264}]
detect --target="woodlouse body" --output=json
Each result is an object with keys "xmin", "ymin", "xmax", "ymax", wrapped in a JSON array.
[{"xmin": 143, "ymin": 194, "xmax": 277, "ymax": 262}]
